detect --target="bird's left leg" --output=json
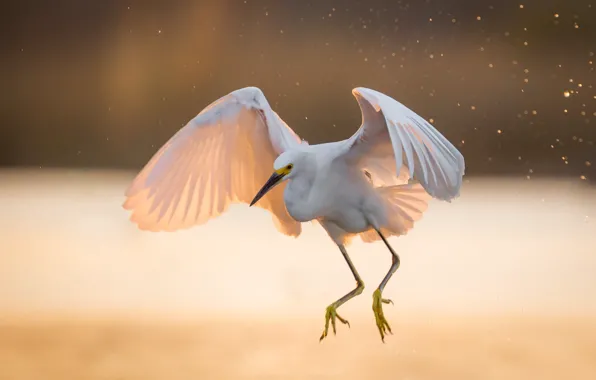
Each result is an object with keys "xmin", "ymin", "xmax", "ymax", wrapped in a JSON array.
[
  {"xmin": 319, "ymin": 244, "xmax": 365, "ymax": 342},
  {"xmin": 372, "ymin": 229, "xmax": 400, "ymax": 342}
]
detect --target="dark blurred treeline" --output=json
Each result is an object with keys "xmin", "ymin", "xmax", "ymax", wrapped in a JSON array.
[{"xmin": 1, "ymin": 0, "xmax": 594, "ymax": 182}]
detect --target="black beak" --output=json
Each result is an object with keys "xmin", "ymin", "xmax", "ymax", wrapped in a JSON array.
[{"xmin": 250, "ymin": 171, "xmax": 285, "ymax": 207}]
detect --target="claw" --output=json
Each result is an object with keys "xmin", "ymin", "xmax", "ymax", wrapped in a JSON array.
[
  {"xmin": 336, "ymin": 313, "xmax": 351, "ymax": 328},
  {"xmin": 372, "ymin": 289, "xmax": 394, "ymax": 342},
  {"xmin": 319, "ymin": 304, "xmax": 350, "ymax": 342}
]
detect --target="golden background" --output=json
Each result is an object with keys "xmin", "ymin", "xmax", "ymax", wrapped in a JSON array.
[{"xmin": 1, "ymin": 170, "xmax": 595, "ymax": 379}]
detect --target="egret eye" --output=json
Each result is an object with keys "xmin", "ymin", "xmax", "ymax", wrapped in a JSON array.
[{"xmin": 287, "ymin": 164, "xmax": 293, "ymax": 170}]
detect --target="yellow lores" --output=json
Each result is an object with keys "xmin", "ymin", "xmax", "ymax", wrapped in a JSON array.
[
  {"xmin": 123, "ymin": 86, "xmax": 465, "ymax": 342},
  {"xmin": 277, "ymin": 164, "xmax": 293, "ymax": 177}
]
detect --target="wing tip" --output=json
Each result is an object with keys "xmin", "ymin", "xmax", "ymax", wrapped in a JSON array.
[
  {"xmin": 352, "ymin": 86, "xmax": 373, "ymax": 94},
  {"xmin": 351, "ymin": 87, "xmax": 370, "ymax": 100},
  {"xmin": 125, "ymin": 211, "xmax": 197, "ymax": 233},
  {"xmin": 352, "ymin": 87, "xmax": 382, "ymax": 112},
  {"xmin": 232, "ymin": 86, "xmax": 265, "ymax": 100},
  {"xmin": 429, "ymin": 185, "xmax": 463, "ymax": 202}
]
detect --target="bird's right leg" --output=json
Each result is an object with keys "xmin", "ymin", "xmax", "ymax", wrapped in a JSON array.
[
  {"xmin": 319, "ymin": 244, "xmax": 365, "ymax": 342},
  {"xmin": 371, "ymin": 228, "xmax": 400, "ymax": 342}
]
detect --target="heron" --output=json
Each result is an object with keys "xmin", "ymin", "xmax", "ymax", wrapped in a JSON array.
[{"xmin": 123, "ymin": 86, "xmax": 465, "ymax": 342}]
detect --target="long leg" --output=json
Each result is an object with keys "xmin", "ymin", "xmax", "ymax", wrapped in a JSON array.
[
  {"xmin": 319, "ymin": 244, "xmax": 365, "ymax": 342},
  {"xmin": 372, "ymin": 228, "xmax": 400, "ymax": 342},
  {"xmin": 377, "ymin": 230, "xmax": 401, "ymax": 291}
]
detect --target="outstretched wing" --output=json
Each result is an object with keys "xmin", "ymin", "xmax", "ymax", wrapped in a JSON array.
[
  {"xmin": 123, "ymin": 86, "xmax": 303, "ymax": 236},
  {"xmin": 340, "ymin": 87, "xmax": 465, "ymax": 201}
]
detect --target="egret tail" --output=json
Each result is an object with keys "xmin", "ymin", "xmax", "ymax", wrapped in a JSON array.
[{"xmin": 357, "ymin": 183, "xmax": 431, "ymax": 243}]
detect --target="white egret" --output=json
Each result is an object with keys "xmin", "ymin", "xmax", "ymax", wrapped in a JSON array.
[{"xmin": 123, "ymin": 86, "xmax": 465, "ymax": 342}]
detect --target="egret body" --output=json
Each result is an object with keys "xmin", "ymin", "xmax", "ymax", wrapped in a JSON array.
[{"xmin": 124, "ymin": 86, "xmax": 465, "ymax": 342}]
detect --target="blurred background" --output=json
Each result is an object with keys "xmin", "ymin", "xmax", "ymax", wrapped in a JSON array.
[{"xmin": 1, "ymin": 0, "xmax": 595, "ymax": 379}]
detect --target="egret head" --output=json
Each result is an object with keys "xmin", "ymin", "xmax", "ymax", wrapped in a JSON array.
[{"xmin": 249, "ymin": 150, "xmax": 302, "ymax": 206}]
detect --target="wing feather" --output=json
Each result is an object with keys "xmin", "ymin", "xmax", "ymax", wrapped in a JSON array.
[
  {"xmin": 123, "ymin": 87, "xmax": 303, "ymax": 236},
  {"xmin": 343, "ymin": 87, "xmax": 465, "ymax": 201}
]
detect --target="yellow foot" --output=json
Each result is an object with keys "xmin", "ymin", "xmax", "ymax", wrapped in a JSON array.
[
  {"xmin": 319, "ymin": 304, "xmax": 350, "ymax": 342},
  {"xmin": 372, "ymin": 289, "xmax": 394, "ymax": 342}
]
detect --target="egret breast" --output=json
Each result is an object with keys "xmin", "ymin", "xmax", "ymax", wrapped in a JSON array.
[
  {"xmin": 327, "ymin": 206, "xmax": 371, "ymax": 233},
  {"xmin": 284, "ymin": 197, "xmax": 314, "ymax": 222}
]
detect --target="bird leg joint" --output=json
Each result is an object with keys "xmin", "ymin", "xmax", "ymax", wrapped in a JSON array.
[{"xmin": 354, "ymin": 281, "xmax": 365, "ymax": 295}]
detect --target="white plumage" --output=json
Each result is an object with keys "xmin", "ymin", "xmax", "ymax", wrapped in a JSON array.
[
  {"xmin": 123, "ymin": 86, "xmax": 465, "ymax": 342},
  {"xmin": 123, "ymin": 87, "xmax": 303, "ymax": 236}
]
